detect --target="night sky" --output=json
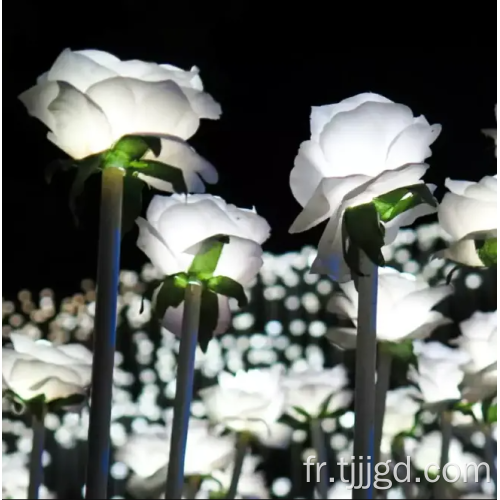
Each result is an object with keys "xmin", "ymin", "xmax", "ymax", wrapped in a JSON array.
[{"xmin": 4, "ymin": 3, "xmax": 497, "ymax": 298}]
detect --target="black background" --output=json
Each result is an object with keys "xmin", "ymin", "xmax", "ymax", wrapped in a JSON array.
[{"xmin": 4, "ymin": 2, "xmax": 497, "ymax": 298}]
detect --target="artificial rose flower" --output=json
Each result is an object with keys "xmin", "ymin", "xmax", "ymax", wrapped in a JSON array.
[
  {"xmin": 199, "ymin": 366, "xmax": 286, "ymax": 436},
  {"xmin": 19, "ymin": 48, "xmax": 220, "ymax": 193},
  {"xmin": 2, "ymin": 333, "xmax": 92, "ymax": 405},
  {"xmin": 437, "ymin": 176, "xmax": 497, "ymax": 267},
  {"xmin": 282, "ymin": 365, "xmax": 352, "ymax": 420},
  {"xmin": 116, "ymin": 418, "xmax": 234, "ymax": 480},
  {"xmin": 409, "ymin": 341, "xmax": 471, "ymax": 405},
  {"xmin": 289, "ymin": 92, "xmax": 441, "ymax": 281},
  {"xmin": 453, "ymin": 310, "xmax": 497, "ymax": 402},
  {"xmin": 200, "ymin": 455, "xmax": 270, "ymax": 499},
  {"xmin": 137, "ymin": 194, "xmax": 270, "ymax": 336},
  {"xmin": 409, "ymin": 431, "xmax": 482, "ymax": 489},
  {"xmin": 327, "ymin": 267, "xmax": 452, "ymax": 348}
]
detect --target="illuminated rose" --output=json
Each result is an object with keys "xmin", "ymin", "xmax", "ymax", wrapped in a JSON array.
[
  {"xmin": 137, "ymin": 194, "xmax": 270, "ymax": 336},
  {"xmin": 19, "ymin": 48, "xmax": 220, "ymax": 192},
  {"xmin": 289, "ymin": 92, "xmax": 441, "ymax": 281}
]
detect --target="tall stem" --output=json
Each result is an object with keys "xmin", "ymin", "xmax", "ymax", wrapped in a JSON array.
[
  {"xmin": 85, "ymin": 166, "xmax": 124, "ymax": 499},
  {"xmin": 435, "ymin": 410, "xmax": 452, "ymax": 499},
  {"xmin": 225, "ymin": 432, "xmax": 249, "ymax": 499},
  {"xmin": 164, "ymin": 282, "xmax": 203, "ymax": 499},
  {"xmin": 310, "ymin": 418, "xmax": 329, "ymax": 499},
  {"xmin": 374, "ymin": 346, "xmax": 392, "ymax": 465},
  {"xmin": 28, "ymin": 413, "xmax": 46, "ymax": 499},
  {"xmin": 483, "ymin": 423, "xmax": 497, "ymax": 492},
  {"xmin": 352, "ymin": 251, "xmax": 378, "ymax": 500}
]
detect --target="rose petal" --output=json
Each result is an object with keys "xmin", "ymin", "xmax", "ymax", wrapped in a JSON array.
[{"xmin": 47, "ymin": 48, "xmax": 118, "ymax": 92}]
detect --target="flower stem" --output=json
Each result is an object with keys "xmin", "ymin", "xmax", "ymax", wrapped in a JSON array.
[
  {"xmin": 28, "ymin": 413, "xmax": 46, "ymax": 499},
  {"xmin": 482, "ymin": 423, "xmax": 497, "ymax": 493},
  {"xmin": 374, "ymin": 346, "xmax": 392, "ymax": 465},
  {"xmin": 352, "ymin": 251, "xmax": 378, "ymax": 500},
  {"xmin": 435, "ymin": 410, "xmax": 452, "ymax": 499},
  {"xmin": 310, "ymin": 418, "xmax": 329, "ymax": 499},
  {"xmin": 164, "ymin": 281, "xmax": 203, "ymax": 499},
  {"xmin": 225, "ymin": 432, "xmax": 249, "ymax": 499},
  {"xmin": 85, "ymin": 166, "xmax": 124, "ymax": 499}
]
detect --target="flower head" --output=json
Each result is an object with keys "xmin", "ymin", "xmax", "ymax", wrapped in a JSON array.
[{"xmin": 19, "ymin": 48, "xmax": 220, "ymax": 192}]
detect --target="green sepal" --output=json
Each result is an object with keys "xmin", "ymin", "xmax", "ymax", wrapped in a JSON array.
[
  {"xmin": 342, "ymin": 202, "xmax": 386, "ymax": 275},
  {"xmin": 24, "ymin": 394, "xmax": 47, "ymax": 421},
  {"xmin": 453, "ymin": 400, "xmax": 479, "ymax": 423},
  {"xmin": 381, "ymin": 339, "xmax": 416, "ymax": 366},
  {"xmin": 373, "ymin": 183, "xmax": 437, "ymax": 223},
  {"xmin": 122, "ymin": 174, "xmax": 145, "ymax": 237},
  {"xmin": 198, "ymin": 289, "xmax": 219, "ymax": 353},
  {"xmin": 207, "ymin": 275, "xmax": 248, "ymax": 308},
  {"xmin": 475, "ymin": 237, "xmax": 497, "ymax": 267},
  {"xmin": 291, "ymin": 405, "xmax": 311, "ymax": 420},
  {"xmin": 188, "ymin": 236, "xmax": 229, "ymax": 281},
  {"xmin": 48, "ymin": 393, "xmax": 87, "ymax": 412},
  {"xmin": 128, "ymin": 159, "xmax": 188, "ymax": 194},
  {"xmin": 103, "ymin": 135, "xmax": 162, "ymax": 170},
  {"xmin": 317, "ymin": 393, "xmax": 335, "ymax": 418},
  {"xmin": 482, "ymin": 398, "xmax": 497, "ymax": 424},
  {"xmin": 69, "ymin": 153, "xmax": 104, "ymax": 226},
  {"xmin": 154, "ymin": 273, "xmax": 189, "ymax": 321}
]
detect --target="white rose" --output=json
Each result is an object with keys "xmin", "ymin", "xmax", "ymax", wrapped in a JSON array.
[
  {"xmin": 409, "ymin": 340, "xmax": 471, "ymax": 405},
  {"xmin": 437, "ymin": 176, "xmax": 497, "ymax": 266},
  {"xmin": 289, "ymin": 92, "xmax": 441, "ymax": 281},
  {"xmin": 327, "ymin": 267, "xmax": 452, "ymax": 348},
  {"xmin": 283, "ymin": 365, "xmax": 352, "ymax": 420},
  {"xmin": 453, "ymin": 310, "xmax": 497, "ymax": 402},
  {"xmin": 381, "ymin": 387, "xmax": 421, "ymax": 455},
  {"xmin": 19, "ymin": 48, "xmax": 220, "ymax": 193},
  {"xmin": 116, "ymin": 418, "xmax": 234, "ymax": 480},
  {"xmin": 198, "ymin": 366, "xmax": 286, "ymax": 435},
  {"xmin": 137, "ymin": 194, "xmax": 270, "ymax": 336},
  {"xmin": 202, "ymin": 455, "xmax": 269, "ymax": 499},
  {"xmin": 411, "ymin": 431, "xmax": 482, "ymax": 489},
  {"xmin": 2, "ymin": 333, "xmax": 92, "ymax": 405}
]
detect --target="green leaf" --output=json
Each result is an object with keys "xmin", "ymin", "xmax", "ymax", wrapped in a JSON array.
[
  {"xmin": 48, "ymin": 393, "xmax": 87, "ymax": 412},
  {"xmin": 112, "ymin": 135, "xmax": 162, "ymax": 161},
  {"xmin": 198, "ymin": 289, "xmax": 219, "ymax": 353},
  {"xmin": 318, "ymin": 392, "xmax": 335, "ymax": 418},
  {"xmin": 476, "ymin": 237, "xmax": 497, "ymax": 267},
  {"xmin": 482, "ymin": 398, "xmax": 497, "ymax": 424},
  {"xmin": 69, "ymin": 153, "xmax": 103, "ymax": 226},
  {"xmin": 128, "ymin": 160, "xmax": 188, "ymax": 193},
  {"xmin": 206, "ymin": 275, "xmax": 248, "ymax": 308},
  {"xmin": 122, "ymin": 175, "xmax": 145, "ymax": 237},
  {"xmin": 454, "ymin": 400, "xmax": 479, "ymax": 423},
  {"xmin": 373, "ymin": 183, "xmax": 437, "ymax": 223},
  {"xmin": 486, "ymin": 403, "xmax": 497, "ymax": 423},
  {"xmin": 45, "ymin": 158, "xmax": 76, "ymax": 184},
  {"xmin": 188, "ymin": 236, "xmax": 229, "ymax": 281},
  {"xmin": 291, "ymin": 406, "xmax": 311, "ymax": 420},
  {"xmin": 154, "ymin": 273, "xmax": 189, "ymax": 321},
  {"xmin": 342, "ymin": 202, "xmax": 386, "ymax": 274},
  {"xmin": 381, "ymin": 339, "xmax": 415, "ymax": 365}
]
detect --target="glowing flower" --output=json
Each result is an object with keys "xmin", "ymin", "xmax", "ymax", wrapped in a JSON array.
[
  {"xmin": 409, "ymin": 341, "xmax": 470, "ymax": 405},
  {"xmin": 454, "ymin": 310, "xmax": 497, "ymax": 402},
  {"xmin": 199, "ymin": 366, "xmax": 286, "ymax": 436},
  {"xmin": 289, "ymin": 92, "xmax": 441, "ymax": 280},
  {"xmin": 137, "ymin": 194, "xmax": 270, "ymax": 336},
  {"xmin": 437, "ymin": 176, "xmax": 497, "ymax": 267},
  {"xmin": 283, "ymin": 365, "xmax": 352, "ymax": 420},
  {"xmin": 19, "ymin": 48, "xmax": 220, "ymax": 192},
  {"xmin": 327, "ymin": 267, "xmax": 452, "ymax": 348},
  {"xmin": 116, "ymin": 418, "xmax": 234, "ymax": 480},
  {"xmin": 2, "ymin": 333, "xmax": 92, "ymax": 406}
]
